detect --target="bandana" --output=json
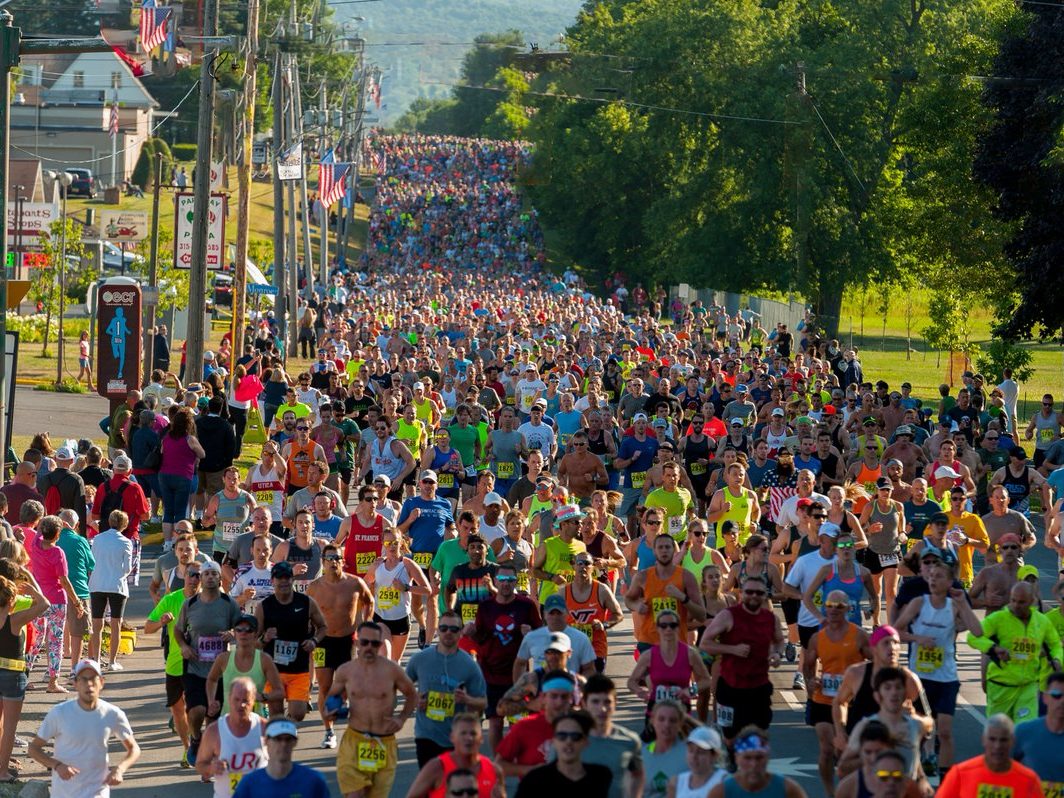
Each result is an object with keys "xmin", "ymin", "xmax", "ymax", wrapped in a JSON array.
[
  {"xmin": 734, "ymin": 734, "xmax": 769, "ymax": 754},
  {"xmin": 541, "ymin": 677, "xmax": 575, "ymax": 693}
]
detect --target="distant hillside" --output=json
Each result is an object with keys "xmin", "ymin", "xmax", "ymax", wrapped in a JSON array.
[{"xmin": 336, "ymin": 0, "xmax": 583, "ymax": 123}]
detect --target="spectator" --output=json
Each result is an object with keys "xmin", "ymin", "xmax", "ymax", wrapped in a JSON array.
[
  {"xmin": 0, "ymin": 462, "xmax": 42, "ymax": 527},
  {"xmin": 87, "ymin": 510, "xmax": 134, "ymax": 671},
  {"xmin": 157, "ymin": 407, "xmax": 205, "ymax": 541},
  {"xmin": 37, "ymin": 445, "xmax": 87, "ymax": 533}
]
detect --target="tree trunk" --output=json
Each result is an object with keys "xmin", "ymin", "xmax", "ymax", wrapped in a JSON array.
[{"xmin": 41, "ymin": 306, "xmax": 52, "ymax": 356}]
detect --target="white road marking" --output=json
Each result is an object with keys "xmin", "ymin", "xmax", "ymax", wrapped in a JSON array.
[{"xmin": 957, "ymin": 692, "xmax": 986, "ymax": 727}]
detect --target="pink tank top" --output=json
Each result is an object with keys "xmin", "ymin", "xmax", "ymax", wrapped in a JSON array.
[{"xmin": 649, "ymin": 642, "xmax": 694, "ymax": 705}]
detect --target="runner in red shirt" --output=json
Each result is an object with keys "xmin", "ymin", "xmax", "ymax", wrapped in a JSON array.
[{"xmin": 494, "ymin": 670, "xmax": 575, "ymax": 780}]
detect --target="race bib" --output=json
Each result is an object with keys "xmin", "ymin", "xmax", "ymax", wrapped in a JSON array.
[
  {"xmin": 377, "ymin": 586, "xmax": 401, "ymax": 610},
  {"xmin": 221, "ymin": 522, "xmax": 242, "ymax": 542},
  {"xmin": 357, "ymin": 739, "xmax": 387, "ymax": 772},
  {"xmin": 274, "ymin": 639, "xmax": 300, "ymax": 666},
  {"xmin": 439, "ymin": 473, "xmax": 455, "ymax": 489},
  {"xmin": 717, "ymin": 704, "xmax": 735, "ymax": 728},
  {"xmin": 293, "ymin": 580, "xmax": 309, "ymax": 594},
  {"xmin": 668, "ymin": 515, "xmax": 685, "ymax": 539},
  {"xmin": 630, "ymin": 471, "xmax": 647, "ymax": 489},
  {"xmin": 690, "ymin": 462, "xmax": 707, "ymax": 476},
  {"xmin": 820, "ymin": 673, "xmax": 842, "ymax": 697},
  {"xmin": 976, "ymin": 786, "xmax": 1016, "ymax": 798},
  {"xmin": 651, "ymin": 596, "xmax": 678, "ymax": 618},
  {"xmin": 313, "ymin": 646, "xmax": 326, "ymax": 668},
  {"xmin": 197, "ymin": 635, "xmax": 225, "ymax": 663},
  {"xmin": 520, "ymin": 394, "xmax": 534, "ymax": 412},
  {"xmin": 413, "ymin": 552, "xmax": 433, "ymax": 569},
  {"xmin": 559, "ymin": 433, "xmax": 572, "ymax": 449},
  {"xmin": 461, "ymin": 604, "xmax": 477, "ymax": 623},
  {"xmin": 497, "ymin": 462, "xmax": 515, "ymax": 479},
  {"xmin": 916, "ymin": 645, "xmax": 944, "ymax": 673},
  {"xmin": 653, "ymin": 684, "xmax": 683, "ymax": 702},
  {"xmin": 254, "ymin": 490, "xmax": 274, "ymax": 505},
  {"xmin": 355, "ymin": 551, "xmax": 377, "ymax": 574},
  {"xmin": 229, "ymin": 772, "xmax": 244, "ymax": 792},
  {"xmin": 878, "ymin": 551, "xmax": 899, "ymax": 568},
  {"xmin": 516, "ymin": 572, "xmax": 530, "ymax": 593},
  {"xmin": 426, "ymin": 690, "xmax": 455, "ymax": 722},
  {"xmin": 684, "ymin": 408, "xmax": 695, "ymax": 420},
  {"xmin": 1040, "ymin": 428, "xmax": 1055, "ymax": 443},
  {"xmin": 1011, "ymin": 638, "xmax": 1036, "ymax": 661},
  {"xmin": 1043, "ymin": 781, "xmax": 1064, "ymax": 798}
]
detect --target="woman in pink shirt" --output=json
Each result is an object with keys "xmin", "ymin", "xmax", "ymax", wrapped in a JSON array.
[{"xmin": 25, "ymin": 516, "xmax": 84, "ymax": 693}]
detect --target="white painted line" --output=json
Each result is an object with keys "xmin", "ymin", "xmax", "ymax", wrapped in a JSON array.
[
  {"xmin": 957, "ymin": 693, "xmax": 986, "ymax": 728},
  {"xmin": 778, "ymin": 690, "xmax": 803, "ymax": 710}
]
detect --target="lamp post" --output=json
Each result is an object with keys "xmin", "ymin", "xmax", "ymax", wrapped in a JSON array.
[
  {"xmin": 11, "ymin": 185, "xmax": 23, "ymax": 279},
  {"xmin": 45, "ymin": 170, "xmax": 72, "ymax": 386}
]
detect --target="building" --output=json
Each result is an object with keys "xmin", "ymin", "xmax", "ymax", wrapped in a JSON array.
[{"xmin": 11, "ymin": 51, "xmax": 160, "ymax": 187}]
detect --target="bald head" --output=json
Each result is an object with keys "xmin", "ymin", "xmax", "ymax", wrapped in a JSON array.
[
  {"xmin": 1008, "ymin": 581, "xmax": 1036, "ymax": 620},
  {"xmin": 58, "ymin": 509, "xmax": 79, "ymax": 529}
]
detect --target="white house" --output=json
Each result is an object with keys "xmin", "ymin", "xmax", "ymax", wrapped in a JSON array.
[{"xmin": 11, "ymin": 51, "xmax": 160, "ymax": 186}]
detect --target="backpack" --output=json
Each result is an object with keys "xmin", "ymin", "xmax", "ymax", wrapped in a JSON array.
[
  {"xmin": 98, "ymin": 481, "xmax": 130, "ymax": 524},
  {"xmin": 43, "ymin": 472, "xmax": 77, "ymax": 516}
]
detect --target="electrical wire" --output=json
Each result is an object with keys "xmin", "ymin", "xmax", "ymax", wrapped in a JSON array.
[
  {"xmin": 808, "ymin": 99, "xmax": 867, "ymax": 195},
  {"xmin": 11, "ymin": 78, "xmax": 200, "ymax": 166}
]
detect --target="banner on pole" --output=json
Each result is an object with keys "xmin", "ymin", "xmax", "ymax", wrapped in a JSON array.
[
  {"xmin": 173, "ymin": 193, "xmax": 226, "ymax": 270},
  {"xmin": 277, "ymin": 142, "xmax": 303, "ymax": 181}
]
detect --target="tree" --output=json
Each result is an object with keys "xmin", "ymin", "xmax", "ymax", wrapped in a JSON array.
[
  {"xmin": 32, "ymin": 219, "xmax": 87, "ymax": 356},
  {"xmin": 974, "ymin": 3, "xmax": 1064, "ymax": 341},
  {"xmin": 525, "ymin": 0, "xmax": 1017, "ymax": 333}
]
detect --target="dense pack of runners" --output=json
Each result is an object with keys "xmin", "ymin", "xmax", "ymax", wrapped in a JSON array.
[{"xmin": 1, "ymin": 133, "xmax": 1063, "ymax": 797}]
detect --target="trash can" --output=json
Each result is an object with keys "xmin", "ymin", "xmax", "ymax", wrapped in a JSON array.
[{"xmin": 104, "ymin": 186, "xmax": 121, "ymax": 204}]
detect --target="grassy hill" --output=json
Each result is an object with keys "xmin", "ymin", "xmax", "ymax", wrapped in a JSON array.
[{"xmin": 337, "ymin": 0, "xmax": 584, "ymax": 123}]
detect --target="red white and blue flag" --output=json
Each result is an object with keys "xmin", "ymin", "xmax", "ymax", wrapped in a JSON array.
[
  {"xmin": 108, "ymin": 100, "xmax": 119, "ymax": 138},
  {"xmin": 139, "ymin": 0, "xmax": 172, "ymax": 53},
  {"xmin": 318, "ymin": 148, "xmax": 351, "ymax": 208}
]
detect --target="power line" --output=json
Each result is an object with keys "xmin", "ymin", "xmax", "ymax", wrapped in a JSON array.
[
  {"xmin": 808, "ymin": 98, "xmax": 867, "ymax": 195},
  {"xmin": 11, "ymin": 78, "xmax": 199, "ymax": 166}
]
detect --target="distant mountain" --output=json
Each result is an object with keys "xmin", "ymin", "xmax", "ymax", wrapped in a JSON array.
[{"xmin": 336, "ymin": 0, "xmax": 583, "ymax": 123}]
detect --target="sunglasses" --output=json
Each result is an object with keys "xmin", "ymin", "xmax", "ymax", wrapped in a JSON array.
[
  {"xmin": 824, "ymin": 601, "xmax": 849, "ymax": 609},
  {"xmin": 575, "ymin": 560, "xmax": 593, "ymax": 567},
  {"xmin": 744, "ymin": 589, "xmax": 766, "ymax": 596},
  {"xmin": 362, "ymin": 494, "xmax": 379, "ymax": 502},
  {"xmin": 691, "ymin": 529, "xmax": 706, "ymax": 537},
  {"xmin": 645, "ymin": 520, "xmax": 662, "ymax": 527},
  {"xmin": 358, "ymin": 639, "xmax": 383, "ymax": 648},
  {"xmin": 186, "ymin": 572, "xmax": 201, "ymax": 579},
  {"xmin": 836, "ymin": 540, "xmax": 856, "ymax": 549},
  {"xmin": 324, "ymin": 554, "xmax": 343, "ymax": 562},
  {"xmin": 875, "ymin": 770, "xmax": 904, "ymax": 781},
  {"xmin": 554, "ymin": 731, "xmax": 585, "ymax": 742},
  {"xmin": 1047, "ymin": 690, "xmax": 1064, "ymax": 700},
  {"xmin": 999, "ymin": 544, "xmax": 1019, "ymax": 551},
  {"xmin": 950, "ymin": 496, "xmax": 964, "ymax": 501},
  {"xmin": 811, "ymin": 514, "xmax": 827, "ymax": 520},
  {"xmin": 496, "ymin": 575, "xmax": 517, "ymax": 582},
  {"xmin": 438, "ymin": 624, "xmax": 462, "ymax": 633},
  {"xmin": 657, "ymin": 622, "xmax": 679, "ymax": 630},
  {"xmin": 235, "ymin": 626, "xmax": 255, "ymax": 633},
  {"xmin": 296, "ymin": 426, "xmax": 310, "ymax": 432},
  {"xmin": 450, "ymin": 790, "xmax": 479, "ymax": 797}
]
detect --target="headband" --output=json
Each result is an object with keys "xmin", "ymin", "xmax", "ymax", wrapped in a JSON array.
[
  {"xmin": 541, "ymin": 677, "xmax": 576, "ymax": 693},
  {"xmin": 734, "ymin": 734, "xmax": 769, "ymax": 754}
]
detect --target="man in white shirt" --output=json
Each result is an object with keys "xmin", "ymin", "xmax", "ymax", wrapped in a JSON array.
[
  {"xmin": 996, "ymin": 368, "xmax": 1019, "ymax": 435},
  {"xmin": 29, "ymin": 659, "xmax": 140, "ymax": 798}
]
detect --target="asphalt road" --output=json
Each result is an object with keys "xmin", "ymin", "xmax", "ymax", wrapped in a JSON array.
[{"xmin": 6, "ymin": 388, "xmax": 1060, "ymax": 795}]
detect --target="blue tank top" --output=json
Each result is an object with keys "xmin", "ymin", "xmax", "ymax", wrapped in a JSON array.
[
  {"xmin": 636, "ymin": 537, "xmax": 657, "ymax": 570},
  {"xmin": 822, "ymin": 560, "xmax": 864, "ymax": 625},
  {"xmin": 723, "ymin": 774, "xmax": 787, "ymax": 798},
  {"xmin": 429, "ymin": 446, "xmax": 461, "ymax": 498}
]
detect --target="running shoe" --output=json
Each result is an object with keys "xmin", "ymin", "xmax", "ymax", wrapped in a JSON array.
[
  {"xmin": 179, "ymin": 751, "xmax": 191, "ymax": 769},
  {"xmin": 792, "ymin": 672, "xmax": 806, "ymax": 691},
  {"xmin": 785, "ymin": 641, "xmax": 797, "ymax": 662},
  {"xmin": 109, "ymin": 661, "xmax": 124, "ymax": 672},
  {"xmin": 320, "ymin": 730, "xmax": 337, "ymax": 749},
  {"xmin": 186, "ymin": 736, "xmax": 200, "ymax": 767}
]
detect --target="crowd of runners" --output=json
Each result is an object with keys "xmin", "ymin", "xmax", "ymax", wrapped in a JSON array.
[{"xmin": 0, "ymin": 134, "xmax": 1063, "ymax": 797}]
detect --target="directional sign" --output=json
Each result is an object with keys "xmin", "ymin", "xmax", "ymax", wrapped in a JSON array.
[
  {"xmin": 100, "ymin": 210, "xmax": 148, "ymax": 242},
  {"xmin": 174, "ymin": 192, "xmax": 226, "ymax": 271},
  {"xmin": 247, "ymin": 283, "xmax": 279, "ymax": 295}
]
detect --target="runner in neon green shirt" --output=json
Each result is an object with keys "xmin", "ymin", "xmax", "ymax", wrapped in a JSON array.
[{"xmin": 644, "ymin": 462, "xmax": 693, "ymax": 543}]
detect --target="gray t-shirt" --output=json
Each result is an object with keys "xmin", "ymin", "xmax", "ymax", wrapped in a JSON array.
[
  {"xmin": 224, "ymin": 531, "xmax": 286, "ymax": 568},
  {"xmin": 642, "ymin": 739, "xmax": 688, "ymax": 798},
  {"xmin": 176, "ymin": 592, "xmax": 242, "ymax": 678},
  {"xmin": 551, "ymin": 725, "xmax": 642, "ymax": 798},
  {"xmin": 618, "ymin": 392, "xmax": 647, "ymax": 423},
  {"xmin": 405, "ymin": 646, "xmax": 486, "ymax": 748},
  {"xmin": 152, "ymin": 550, "xmax": 212, "ymax": 588},
  {"xmin": 282, "ymin": 485, "xmax": 347, "ymax": 523}
]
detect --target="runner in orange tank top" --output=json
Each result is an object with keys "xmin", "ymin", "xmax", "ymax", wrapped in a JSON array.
[
  {"xmin": 625, "ymin": 533, "xmax": 706, "ymax": 651},
  {"xmin": 803, "ymin": 588, "xmax": 872, "ymax": 797},
  {"xmin": 564, "ymin": 554, "xmax": 624, "ymax": 670}
]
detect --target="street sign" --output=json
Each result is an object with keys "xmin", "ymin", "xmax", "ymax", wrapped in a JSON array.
[
  {"xmin": 246, "ymin": 283, "xmax": 279, "ymax": 295},
  {"xmin": 100, "ymin": 210, "xmax": 148, "ymax": 242},
  {"xmin": 6, "ymin": 202, "xmax": 56, "ymax": 247},
  {"xmin": 173, "ymin": 192, "xmax": 226, "ymax": 271},
  {"xmin": 141, "ymin": 285, "xmax": 160, "ymax": 305}
]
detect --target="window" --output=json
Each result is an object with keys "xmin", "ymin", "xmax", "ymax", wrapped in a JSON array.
[{"xmin": 73, "ymin": 71, "xmax": 84, "ymax": 88}]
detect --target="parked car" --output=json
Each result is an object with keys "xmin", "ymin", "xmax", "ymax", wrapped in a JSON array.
[
  {"xmin": 212, "ymin": 273, "xmax": 233, "ymax": 308},
  {"xmin": 65, "ymin": 168, "xmax": 97, "ymax": 198},
  {"xmin": 102, "ymin": 241, "xmax": 143, "ymax": 272}
]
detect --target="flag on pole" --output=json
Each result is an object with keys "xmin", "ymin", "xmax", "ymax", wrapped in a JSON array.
[
  {"xmin": 139, "ymin": 0, "xmax": 171, "ymax": 53},
  {"xmin": 108, "ymin": 98, "xmax": 119, "ymax": 138},
  {"xmin": 374, "ymin": 150, "xmax": 386, "ymax": 176},
  {"xmin": 318, "ymin": 149, "xmax": 351, "ymax": 208}
]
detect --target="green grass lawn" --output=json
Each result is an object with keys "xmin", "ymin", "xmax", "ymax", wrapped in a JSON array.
[{"xmin": 837, "ymin": 291, "xmax": 1062, "ymax": 422}]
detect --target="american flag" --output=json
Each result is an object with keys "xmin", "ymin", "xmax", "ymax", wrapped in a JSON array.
[
  {"xmin": 374, "ymin": 150, "xmax": 386, "ymax": 176},
  {"xmin": 318, "ymin": 148, "xmax": 351, "ymax": 208},
  {"xmin": 108, "ymin": 99, "xmax": 119, "ymax": 138},
  {"xmin": 139, "ymin": 0, "xmax": 171, "ymax": 53}
]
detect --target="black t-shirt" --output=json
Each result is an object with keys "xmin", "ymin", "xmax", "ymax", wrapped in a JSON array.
[
  {"xmin": 946, "ymin": 405, "xmax": 980, "ymax": 442},
  {"xmin": 346, "ymin": 394, "xmax": 375, "ymax": 425},
  {"xmin": 643, "ymin": 392, "xmax": 681, "ymax": 419},
  {"xmin": 515, "ymin": 763, "xmax": 613, "ymax": 798},
  {"xmin": 472, "ymin": 595, "xmax": 543, "ymax": 683},
  {"xmin": 448, "ymin": 562, "xmax": 498, "ymax": 625}
]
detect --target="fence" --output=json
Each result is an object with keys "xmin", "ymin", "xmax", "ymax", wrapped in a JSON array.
[{"xmin": 671, "ymin": 283, "xmax": 807, "ymax": 334}]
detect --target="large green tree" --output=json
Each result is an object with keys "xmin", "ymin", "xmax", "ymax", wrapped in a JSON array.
[
  {"xmin": 527, "ymin": 0, "xmax": 1017, "ymax": 334},
  {"xmin": 974, "ymin": 2, "xmax": 1064, "ymax": 340}
]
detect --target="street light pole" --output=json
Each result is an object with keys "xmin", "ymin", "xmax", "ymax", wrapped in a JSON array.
[{"xmin": 52, "ymin": 173, "xmax": 71, "ymax": 387}]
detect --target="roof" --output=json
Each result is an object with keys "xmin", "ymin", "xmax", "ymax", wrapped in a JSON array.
[{"xmin": 8, "ymin": 160, "xmax": 45, "ymax": 202}]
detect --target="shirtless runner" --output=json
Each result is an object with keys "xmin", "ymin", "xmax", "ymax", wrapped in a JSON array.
[
  {"xmin": 326, "ymin": 620, "xmax": 417, "ymax": 798},
  {"xmin": 306, "ymin": 543, "xmax": 374, "ymax": 750},
  {"xmin": 968, "ymin": 532, "xmax": 1024, "ymax": 614}
]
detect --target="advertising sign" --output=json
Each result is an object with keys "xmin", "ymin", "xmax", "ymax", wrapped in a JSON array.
[
  {"xmin": 95, "ymin": 278, "xmax": 142, "ymax": 398},
  {"xmin": 100, "ymin": 210, "xmax": 148, "ymax": 242},
  {"xmin": 277, "ymin": 142, "xmax": 303, "ymax": 181},
  {"xmin": 174, "ymin": 193, "xmax": 225, "ymax": 270},
  {"xmin": 6, "ymin": 203, "xmax": 57, "ymax": 247}
]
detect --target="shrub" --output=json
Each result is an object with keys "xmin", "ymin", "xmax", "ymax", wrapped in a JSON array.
[
  {"xmin": 975, "ymin": 339, "xmax": 1035, "ymax": 384},
  {"xmin": 131, "ymin": 139, "xmax": 156, "ymax": 189},
  {"xmin": 172, "ymin": 143, "xmax": 197, "ymax": 161}
]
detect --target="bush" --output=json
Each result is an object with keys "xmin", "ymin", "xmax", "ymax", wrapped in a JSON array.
[
  {"xmin": 975, "ymin": 339, "xmax": 1036, "ymax": 384},
  {"xmin": 6, "ymin": 315, "xmax": 90, "ymax": 343},
  {"xmin": 172, "ymin": 143, "xmax": 197, "ymax": 161},
  {"xmin": 35, "ymin": 378, "xmax": 87, "ymax": 394},
  {"xmin": 131, "ymin": 139, "xmax": 156, "ymax": 189},
  {"xmin": 152, "ymin": 137, "xmax": 173, "ymax": 165}
]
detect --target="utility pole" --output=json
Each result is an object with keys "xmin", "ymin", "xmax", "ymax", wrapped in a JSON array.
[
  {"xmin": 285, "ymin": 60, "xmax": 300, "ymax": 357},
  {"xmin": 271, "ymin": 49, "xmax": 287, "ymax": 349},
  {"xmin": 185, "ymin": 0, "xmax": 220, "ymax": 379},
  {"xmin": 318, "ymin": 80, "xmax": 328, "ymax": 287},
  {"xmin": 144, "ymin": 152, "xmax": 162, "ymax": 380},
  {"xmin": 292, "ymin": 67, "xmax": 314, "ymax": 294},
  {"xmin": 232, "ymin": 0, "xmax": 259, "ymax": 356}
]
